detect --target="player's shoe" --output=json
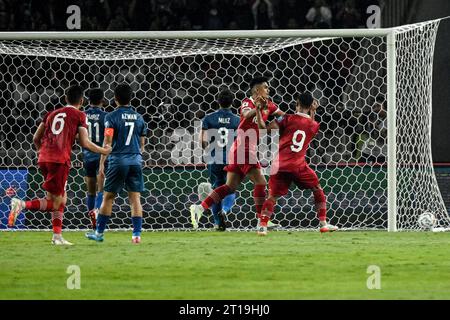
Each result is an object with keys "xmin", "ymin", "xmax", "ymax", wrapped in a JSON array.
[
  {"xmin": 8, "ymin": 198, "xmax": 24, "ymax": 227},
  {"xmin": 88, "ymin": 209, "xmax": 97, "ymax": 230},
  {"xmin": 267, "ymin": 220, "xmax": 279, "ymax": 230},
  {"xmin": 52, "ymin": 234, "xmax": 73, "ymax": 246},
  {"xmin": 190, "ymin": 204, "xmax": 204, "ymax": 229},
  {"xmin": 85, "ymin": 231, "xmax": 104, "ymax": 242},
  {"xmin": 257, "ymin": 223, "xmax": 268, "ymax": 236},
  {"xmin": 132, "ymin": 236, "xmax": 141, "ymax": 244},
  {"xmin": 217, "ymin": 211, "xmax": 227, "ymax": 231},
  {"xmin": 319, "ymin": 223, "xmax": 339, "ymax": 233}
]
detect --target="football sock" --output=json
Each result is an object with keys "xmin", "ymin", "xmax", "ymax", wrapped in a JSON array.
[
  {"xmin": 201, "ymin": 184, "xmax": 233, "ymax": 210},
  {"xmin": 51, "ymin": 204, "xmax": 65, "ymax": 234},
  {"xmin": 221, "ymin": 193, "xmax": 236, "ymax": 214},
  {"xmin": 96, "ymin": 214, "xmax": 110, "ymax": 235},
  {"xmin": 211, "ymin": 203, "xmax": 221, "ymax": 226},
  {"xmin": 95, "ymin": 192, "xmax": 103, "ymax": 210},
  {"xmin": 313, "ymin": 189, "xmax": 327, "ymax": 222},
  {"xmin": 261, "ymin": 198, "xmax": 275, "ymax": 223},
  {"xmin": 25, "ymin": 199, "xmax": 54, "ymax": 211},
  {"xmin": 87, "ymin": 194, "xmax": 96, "ymax": 211},
  {"xmin": 132, "ymin": 216, "xmax": 142, "ymax": 237},
  {"xmin": 253, "ymin": 184, "xmax": 266, "ymax": 219}
]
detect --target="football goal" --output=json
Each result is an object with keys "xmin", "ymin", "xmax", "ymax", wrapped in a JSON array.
[{"xmin": 0, "ymin": 19, "xmax": 448, "ymax": 231}]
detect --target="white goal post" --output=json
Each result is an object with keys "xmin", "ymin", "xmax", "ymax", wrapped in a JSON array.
[{"xmin": 0, "ymin": 19, "xmax": 448, "ymax": 231}]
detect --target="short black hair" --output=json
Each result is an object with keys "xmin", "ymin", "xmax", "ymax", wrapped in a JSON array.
[
  {"xmin": 296, "ymin": 92, "xmax": 314, "ymax": 108},
  {"xmin": 114, "ymin": 83, "xmax": 133, "ymax": 106},
  {"xmin": 249, "ymin": 76, "xmax": 269, "ymax": 91},
  {"xmin": 66, "ymin": 85, "xmax": 84, "ymax": 106},
  {"xmin": 217, "ymin": 89, "xmax": 234, "ymax": 108},
  {"xmin": 88, "ymin": 88, "xmax": 104, "ymax": 105}
]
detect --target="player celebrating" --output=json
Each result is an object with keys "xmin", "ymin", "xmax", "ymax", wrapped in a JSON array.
[
  {"xmin": 86, "ymin": 83, "xmax": 147, "ymax": 244},
  {"xmin": 83, "ymin": 88, "xmax": 109, "ymax": 230},
  {"xmin": 198, "ymin": 88, "xmax": 240, "ymax": 231},
  {"xmin": 8, "ymin": 85, "xmax": 111, "ymax": 245},
  {"xmin": 255, "ymin": 92, "xmax": 338, "ymax": 236},
  {"xmin": 190, "ymin": 76, "xmax": 284, "ymax": 227}
]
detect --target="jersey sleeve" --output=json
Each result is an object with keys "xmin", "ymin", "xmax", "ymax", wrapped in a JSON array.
[
  {"xmin": 311, "ymin": 121, "xmax": 320, "ymax": 136},
  {"xmin": 275, "ymin": 114, "xmax": 288, "ymax": 131},
  {"xmin": 201, "ymin": 116, "xmax": 210, "ymax": 130},
  {"xmin": 78, "ymin": 112, "xmax": 88, "ymax": 129},
  {"xmin": 269, "ymin": 101, "xmax": 281, "ymax": 115},
  {"xmin": 140, "ymin": 116, "xmax": 148, "ymax": 137}
]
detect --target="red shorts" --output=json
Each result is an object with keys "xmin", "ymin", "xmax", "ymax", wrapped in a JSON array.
[
  {"xmin": 224, "ymin": 163, "xmax": 262, "ymax": 179},
  {"xmin": 38, "ymin": 162, "xmax": 70, "ymax": 196},
  {"xmin": 269, "ymin": 165, "xmax": 320, "ymax": 197}
]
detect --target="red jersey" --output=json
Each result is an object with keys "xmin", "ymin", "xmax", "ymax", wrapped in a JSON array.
[
  {"xmin": 229, "ymin": 97, "xmax": 280, "ymax": 164},
  {"xmin": 38, "ymin": 106, "xmax": 87, "ymax": 166},
  {"xmin": 271, "ymin": 112, "xmax": 320, "ymax": 174}
]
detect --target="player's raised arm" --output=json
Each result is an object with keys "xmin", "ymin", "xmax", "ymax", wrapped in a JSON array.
[
  {"xmin": 32, "ymin": 122, "xmax": 46, "ymax": 151},
  {"xmin": 310, "ymin": 99, "xmax": 319, "ymax": 120},
  {"xmin": 78, "ymin": 126, "xmax": 111, "ymax": 155}
]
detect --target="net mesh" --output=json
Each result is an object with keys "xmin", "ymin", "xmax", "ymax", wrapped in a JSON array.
[{"xmin": 0, "ymin": 20, "xmax": 448, "ymax": 231}]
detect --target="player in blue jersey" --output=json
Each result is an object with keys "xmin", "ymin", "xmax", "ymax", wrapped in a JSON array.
[
  {"xmin": 196, "ymin": 89, "xmax": 240, "ymax": 231},
  {"xmin": 86, "ymin": 83, "xmax": 147, "ymax": 244},
  {"xmin": 83, "ymin": 88, "xmax": 108, "ymax": 230}
]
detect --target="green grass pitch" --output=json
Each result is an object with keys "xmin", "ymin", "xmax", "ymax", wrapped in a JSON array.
[{"xmin": 1, "ymin": 231, "xmax": 450, "ymax": 300}]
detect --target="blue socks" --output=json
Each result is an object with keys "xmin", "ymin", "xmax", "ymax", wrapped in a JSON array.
[
  {"xmin": 211, "ymin": 203, "xmax": 221, "ymax": 226},
  {"xmin": 222, "ymin": 193, "xmax": 236, "ymax": 214},
  {"xmin": 95, "ymin": 192, "xmax": 103, "ymax": 210},
  {"xmin": 87, "ymin": 195, "xmax": 96, "ymax": 211},
  {"xmin": 96, "ymin": 214, "xmax": 110, "ymax": 234},
  {"xmin": 132, "ymin": 216, "xmax": 142, "ymax": 237}
]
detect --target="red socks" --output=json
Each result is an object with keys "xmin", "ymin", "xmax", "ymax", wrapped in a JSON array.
[
  {"xmin": 25, "ymin": 199, "xmax": 54, "ymax": 211},
  {"xmin": 260, "ymin": 198, "xmax": 275, "ymax": 224},
  {"xmin": 253, "ymin": 184, "xmax": 266, "ymax": 219},
  {"xmin": 201, "ymin": 185, "xmax": 233, "ymax": 210},
  {"xmin": 313, "ymin": 189, "xmax": 327, "ymax": 222},
  {"xmin": 52, "ymin": 204, "xmax": 65, "ymax": 234}
]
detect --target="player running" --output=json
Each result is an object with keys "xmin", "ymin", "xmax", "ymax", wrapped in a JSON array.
[
  {"xmin": 190, "ymin": 76, "xmax": 284, "ymax": 228},
  {"xmin": 8, "ymin": 85, "xmax": 111, "ymax": 245},
  {"xmin": 198, "ymin": 88, "xmax": 240, "ymax": 231},
  {"xmin": 255, "ymin": 92, "xmax": 338, "ymax": 236},
  {"xmin": 86, "ymin": 83, "xmax": 147, "ymax": 244},
  {"xmin": 83, "ymin": 88, "xmax": 108, "ymax": 230}
]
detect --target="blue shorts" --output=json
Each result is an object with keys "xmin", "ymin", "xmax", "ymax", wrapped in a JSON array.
[
  {"xmin": 207, "ymin": 164, "xmax": 227, "ymax": 188},
  {"xmin": 83, "ymin": 159, "xmax": 109, "ymax": 178},
  {"xmin": 104, "ymin": 164, "xmax": 144, "ymax": 194}
]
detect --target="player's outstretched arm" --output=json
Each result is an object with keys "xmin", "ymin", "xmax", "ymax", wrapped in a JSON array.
[
  {"xmin": 310, "ymin": 100, "xmax": 319, "ymax": 120},
  {"xmin": 78, "ymin": 127, "xmax": 111, "ymax": 155},
  {"xmin": 33, "ymin": 122, "xmax": 45, "ymax": 150},
  {"xmin": 99, "ymin": 133, "xmax": 113, "ymax": 179}
]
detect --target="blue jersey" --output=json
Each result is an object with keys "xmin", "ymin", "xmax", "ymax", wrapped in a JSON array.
[
  {"xmin": 105, "ymin": 106, "xmax": 147, "ymax": 166},
  {"xmin": 83, "ymin": 106, "xmax": 107, "ymax": 162},
  {"xmin": 202, "ymin": 108, "xmax": 240, "ymax": 164}
]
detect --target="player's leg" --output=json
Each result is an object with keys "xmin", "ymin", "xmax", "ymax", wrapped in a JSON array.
[
  {"xmin": 208, "ymin": 164, "xmax": 223, "ymax": 229},
  {"xmin": 125, "ymin": 165, "xmax": 145, "ymax": 243},
  {"xmin": 86, "ymin": 164, "xmax": 124, "ymax": 242},
  {"xmin": 190, "ymin": 170, "xmax": 242, "ymax": 229},
  {"xmin": 215, "ymin": 165, "xmax": 234, "ymax": 231},
  {"xmin": 257, "ymin": 172, "xmax": 290, "ymax": 236},
  {"xmin": 84, "ymin": 172, "xmax": 97, "ymax": 230},
  {"xmin": 247, "ymin": 167, "xmax": 267, "ymax": 221},
  {"xmin": 8, "ymin": 163, "xmax": 55, "ymax": 226},
  {"xmin": 295, "ymin": 166, "xmax": 338, "ymax": 233},
  {"xmin": 128, "ymin": 192, "xmax": 143, "ymax": 244},
  {"xmin": 48, "ymin": 190, "xmax": 72, "ymax": 245},
  {"xmin": 95, "ymin": 161, "xmax": 107, "ymax": 213}
]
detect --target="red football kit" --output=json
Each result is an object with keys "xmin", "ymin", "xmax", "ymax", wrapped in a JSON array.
[
  {"xmin": 225, "ymin": 97, "xmax": 280, "ymax": 177},
  {"xmin": 38, "ymin": 106, "xmax": 87, "ymax": 195},
  {"xmin": 269, "ymin": 112, "xmax": 321, "ymax": 196}
]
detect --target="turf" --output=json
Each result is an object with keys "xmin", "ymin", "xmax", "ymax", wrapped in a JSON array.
[{"xmin": 1, "ymin": 231, "xmax": 450, "ymax": 300}]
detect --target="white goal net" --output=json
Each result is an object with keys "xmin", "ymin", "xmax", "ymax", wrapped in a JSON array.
[{"xmin": 0, "ymin": 20, "xmax": 448, "ymax": 231}]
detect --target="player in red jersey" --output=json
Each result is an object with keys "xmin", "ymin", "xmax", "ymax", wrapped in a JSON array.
[
  {"xmin": 190, "ymin": 76, "xmax": 284, "ymax": 228},
  {"xmin": 255, "ymin": 92, "xmax": 338, "ymax": 236},
  {"xmin": 8, "ymin": 85, "xmax": 111, "ymax": 245}
]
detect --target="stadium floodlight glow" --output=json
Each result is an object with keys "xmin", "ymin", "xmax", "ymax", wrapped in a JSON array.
[{"xmin": 0, "ymin": 18, "xmax": 448, "ymax": 232}]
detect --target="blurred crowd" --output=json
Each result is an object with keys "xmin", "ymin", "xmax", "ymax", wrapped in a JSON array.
[{"xmin": 0, "ymin": 0, "xmax": 377, "ymax": 31}]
